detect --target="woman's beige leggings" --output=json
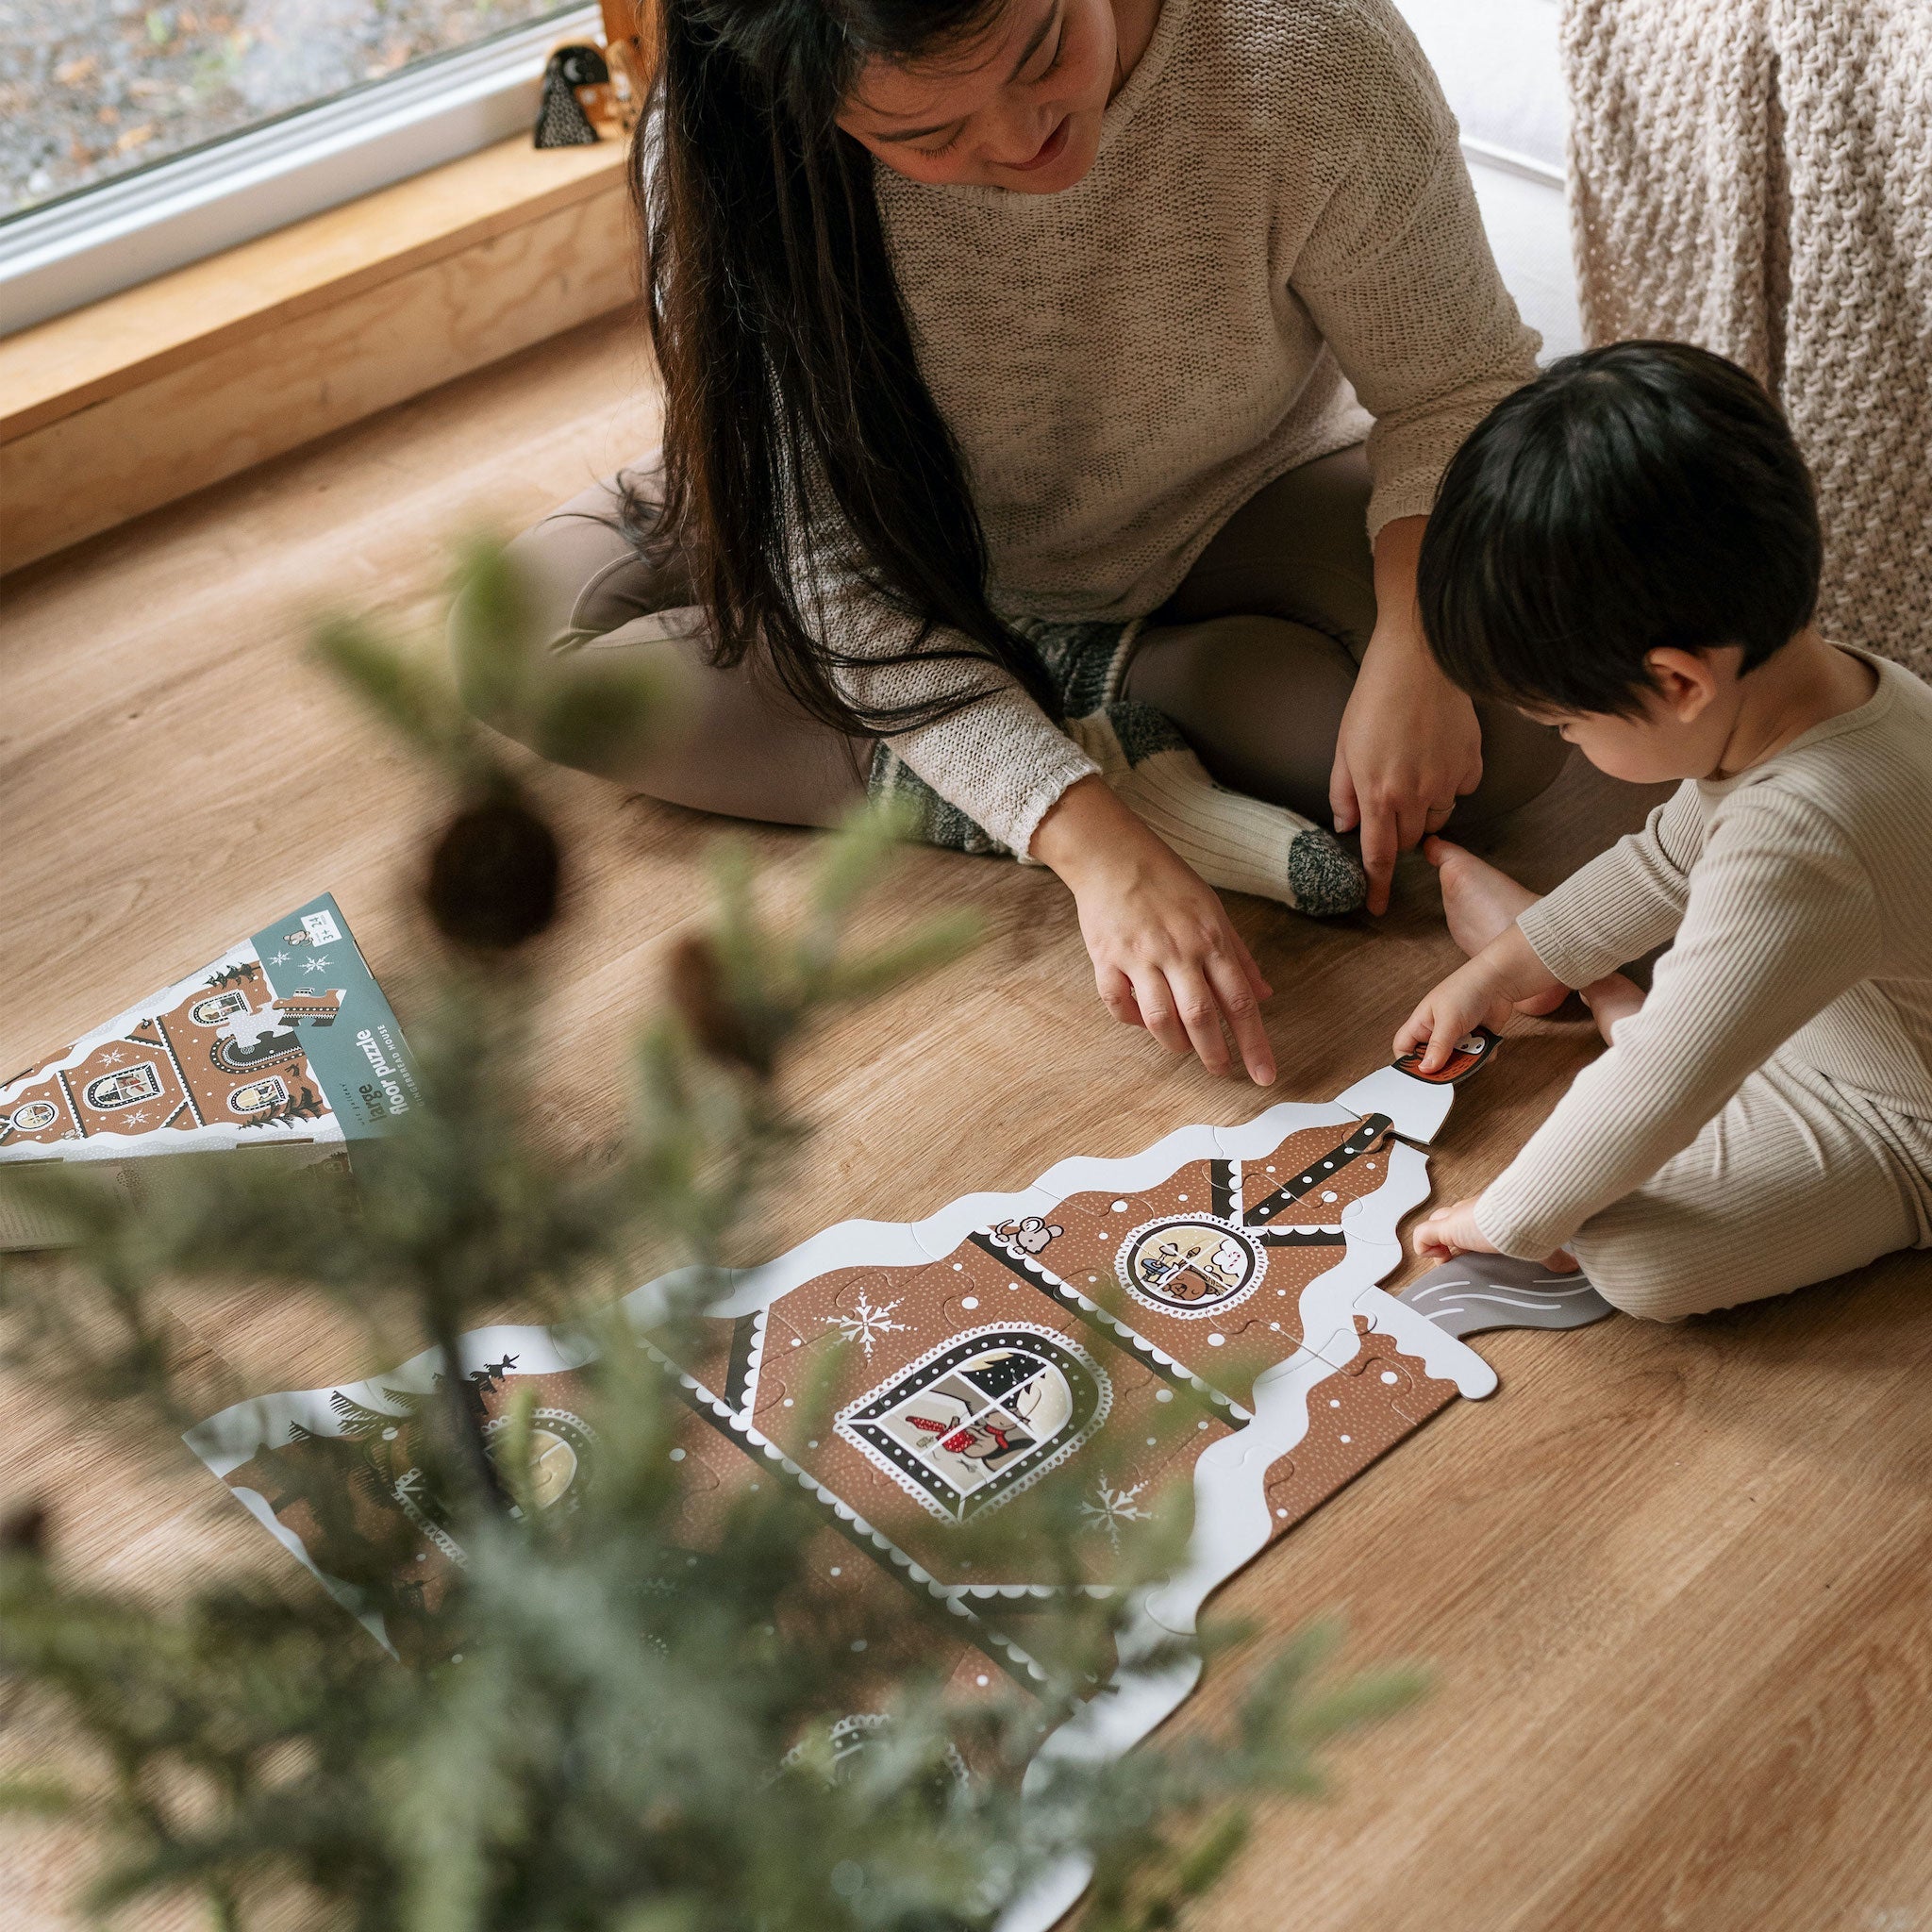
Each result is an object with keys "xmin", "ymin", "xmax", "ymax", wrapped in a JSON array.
[{"xmin": 454, "ymin": 443, "xmax": 1567, "ymax": 836}]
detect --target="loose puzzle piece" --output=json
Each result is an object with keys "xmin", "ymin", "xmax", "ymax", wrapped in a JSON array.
[{"xmin": 187, "ymin": 1026, "xmax": 1592, "ymax": 1932}]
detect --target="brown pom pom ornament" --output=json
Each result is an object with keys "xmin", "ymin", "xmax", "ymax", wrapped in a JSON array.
[{"xmin": 425, "ymin": 795, "xmax": 561, "ymax": 951}]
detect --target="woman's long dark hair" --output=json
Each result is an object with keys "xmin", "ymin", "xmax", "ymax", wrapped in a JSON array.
[{"xmin": 629, "ymin": 0, "xmax": 1060, "ymax": 737}]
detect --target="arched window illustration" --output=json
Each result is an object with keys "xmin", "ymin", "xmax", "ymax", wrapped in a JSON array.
[
  {"xmin": 189, "ymin": 990, "xmax": 253, "ymax": 1028},
  {"xmin": 227, "ymin": 1076, "xmax": 290, "ymax": 1115},
  {"xmin": 837, "ymin": 1324, "xmax": 1111, "ymax": 1523},
  {"xmin": 83, "ymin": 1063, "xmax": 162, "ymax": 1110}
]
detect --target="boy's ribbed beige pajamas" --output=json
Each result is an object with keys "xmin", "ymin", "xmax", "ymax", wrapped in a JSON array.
[
  {"xmin": 1474, "ymin": 654, "xmax": 1932, "ymax": 1322},
  {"xmin": 1565, "ymin": 1052, "xmax": 1927, "ymax": 1321}
]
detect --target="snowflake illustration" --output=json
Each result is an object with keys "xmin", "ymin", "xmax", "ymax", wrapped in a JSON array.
[
  {"xmin": 820, "ymin": 1289, "xmax": 911, "ymax": 1358},
  {"xmin": 302, "ymin": 955, "xmax": 333, "ymax": 975},
  {"xmin": 1078, "ymin": 1475, "xmax": 1151, "ymax": 1551},
  {"xmin": 99, "ymin": 1048, "xmax": 125, "ymax": 1066},
  {"xmin": 270, "ymin": 951, "xmax": 291, "ymax": 965},
  {"xmin": 125, "ymin": 1109, "xmax": 150, "ymax": 1125}
]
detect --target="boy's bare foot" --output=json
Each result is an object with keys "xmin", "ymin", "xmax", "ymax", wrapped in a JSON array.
[
  {"xmin": 1581, "ymin": 972, "xmax": 1645, "ymax": 1044},
  {"xmin": 1424, "ymin": 836, "xmax": 1569, "ymax": 1016},
  {"xmin": 1425, "ymin": 837, "xmax": 1537, "ymax": 953}
]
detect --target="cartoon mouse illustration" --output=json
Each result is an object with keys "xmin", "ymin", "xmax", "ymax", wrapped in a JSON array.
[{"xmin": 993, "ymin": 1214, "xmax": 1062, "ymax": 1255}]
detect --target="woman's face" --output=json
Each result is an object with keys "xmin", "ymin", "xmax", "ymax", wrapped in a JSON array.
[{"xmin": 836, "ymin": 0, "xmax": 1122, "ymax": 194}]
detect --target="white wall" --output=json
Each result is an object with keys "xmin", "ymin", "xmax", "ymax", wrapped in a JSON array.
[{"xmin": 1396, "ymin": 0, "xmax": 1583, "ymax": 359}]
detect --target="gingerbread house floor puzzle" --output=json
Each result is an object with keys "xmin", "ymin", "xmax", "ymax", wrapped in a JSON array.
[
  {"xmin": 0, "ymin": 894, "xmax": 420, "ymax": 1249},
  {"xmin": 182, "ymin": 1018, "xmax": 1612, "ymax": 1930}
]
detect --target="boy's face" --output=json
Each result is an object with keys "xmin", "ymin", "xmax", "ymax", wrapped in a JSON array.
[{"xmin": 1524, "ymin": 646, "xmax": 1748, "ymax": 784}]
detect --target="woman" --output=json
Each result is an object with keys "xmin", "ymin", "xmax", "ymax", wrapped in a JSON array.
[{"xmin": 455, "ymin": 0, "xmax": 1564, "ymax": 1086}]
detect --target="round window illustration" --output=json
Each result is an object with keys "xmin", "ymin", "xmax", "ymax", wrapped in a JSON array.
[
  {"xmin": 483, "ymin": 1407, "xmax": 596, "ymax": 1514},
  {"xmin": 1117, "ymin": 1215, "xmax": 1264, "ymax": 1319},
  {"xmin": 7, "ymin": 1100, "xmax": 60, "ymax": 1135}
]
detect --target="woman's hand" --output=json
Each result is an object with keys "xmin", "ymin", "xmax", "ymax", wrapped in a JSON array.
[
  {"xmin": 1330, "ymin": 515, "xmax": 1483, "ymax": 915},
  {"xmin": 1410, "ymin": 1196, "xmax": 1497, "ymax": 1264},
  {"xmin": 1032, "ymin": 776, "xmax": 1277, "ymax": 1085},
  {"xmin": 1393, "ymin": 922, "xmax": 1563, "ymax": 1074}
]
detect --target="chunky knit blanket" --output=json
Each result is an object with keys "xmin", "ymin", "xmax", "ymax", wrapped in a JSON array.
[{"xmin": 1562, "ymin": 0, "xmax": 1932, "ymax": 675}]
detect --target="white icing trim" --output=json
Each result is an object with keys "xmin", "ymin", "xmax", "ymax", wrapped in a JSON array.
[
  {"xmin": 186, "ymin": 1067, "xmax": 1506, "ymax": 1932},
  {"xmin": 1330, "ymin": 1063, "xmax": 1456, "ymax": 1143}
]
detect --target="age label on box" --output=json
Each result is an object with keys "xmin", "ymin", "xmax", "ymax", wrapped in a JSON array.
[{"xmin": 295, "ymin": 909, "xmax": 343, "ymax": 947}]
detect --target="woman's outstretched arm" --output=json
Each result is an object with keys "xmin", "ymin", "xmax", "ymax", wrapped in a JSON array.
[{"xmin": 1291, "ymin": 2, "xmax": 1544, "ymax": 909}]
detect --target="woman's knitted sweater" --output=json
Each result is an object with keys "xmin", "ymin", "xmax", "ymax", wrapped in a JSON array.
[{"xmin": 818, "ymin": 0, "xmax": 1541, "ymax": 854}]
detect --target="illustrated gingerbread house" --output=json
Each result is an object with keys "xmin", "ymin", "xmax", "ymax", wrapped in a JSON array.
[
  {"xmin": 0, "ymin": 894, "xmax": 419, "ymax": 1247},
  {"xmin": 190, "ymin": 1037, "xmax": 1496, "ymax": 1693}
]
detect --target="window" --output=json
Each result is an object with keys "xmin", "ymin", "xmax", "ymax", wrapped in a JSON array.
[
  {"xmin": 839, "ymin": 1326, "xmax": 1111, "ymax": 1523},
  {"xmin": 228, "ymin": 1074, "xmax": 291, "ymax": 1113},
  {"xmin": 2, "ymin": 0, "xmax": 603, "ymax": 332},
  {"xmin": 190, "ymin": 989, "xmax": 254, "ymax": 1027},
  {"xmin": 84, "ymin": 1062, "xmax": 164, "ymax": 1109}
]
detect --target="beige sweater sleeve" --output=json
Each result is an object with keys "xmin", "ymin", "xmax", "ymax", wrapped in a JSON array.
[
  {"xmin": 1293, "ymin": 17, "xmax": 1544, "ymax": 538},
  {"xmin": 1475, "ymin": 784, "xmax": 1885, "ymax": 1258},
  {"xmin": 809, "ymin": 562, "xmax": 1098, "ymax": 857},
  {"xmin": 1514, "ymin": 786, "xmax": 1705, "ymax": 988}
]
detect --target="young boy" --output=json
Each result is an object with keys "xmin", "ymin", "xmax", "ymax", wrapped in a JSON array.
[{"xmin": 1398, "ymin": 341, "xmax": 1932, "ymax": 1321}]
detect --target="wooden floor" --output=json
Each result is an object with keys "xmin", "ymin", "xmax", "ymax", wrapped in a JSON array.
[{"xmin": 5, "ymin": 311, "xmax": 1931, "ymax": 1931}]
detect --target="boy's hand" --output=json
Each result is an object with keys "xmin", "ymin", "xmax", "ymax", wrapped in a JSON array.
[
  {"xmin": 1394, "ymin": 924, "xmax": 1567, "ymax": 1074},
  {"xmin": 1411, "ymin": 1196, "xmax": 1496, "ymax": 1263},
  {"xmin": 1393, "ymin": 956, "xmax": 1517, "ymax": 1074},
  {"xmin": 1413, "ymin": 1196, "xmax": 1583, "ymax": 1274}
]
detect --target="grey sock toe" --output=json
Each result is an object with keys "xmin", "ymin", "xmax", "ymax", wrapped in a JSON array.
[{"xmin": 1286, "ymin": 828, "xmax": 1367, "ymax": 916}]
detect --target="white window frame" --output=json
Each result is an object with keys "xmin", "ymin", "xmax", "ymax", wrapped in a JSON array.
[
  {"xmin": 0, "ymin": 3, "xmax": 602, "ymax": 338},
  {"xmin": 1459, "ymin": 134, "xmax": 1564, "ymax": 190}
]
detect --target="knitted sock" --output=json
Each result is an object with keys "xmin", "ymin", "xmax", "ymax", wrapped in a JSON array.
[{"xmin": 1067, "ymin": 710, "xmax": 1365, "ymax": 917}]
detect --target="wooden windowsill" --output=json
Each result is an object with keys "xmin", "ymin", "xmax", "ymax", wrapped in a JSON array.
[{"xmin": 1, "ymin": 134, "xmax": 634, "ymax": 575}]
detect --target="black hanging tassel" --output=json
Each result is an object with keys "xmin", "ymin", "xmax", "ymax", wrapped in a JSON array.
[{"xmin": 533, "ymin": 45, "xmax": 607, "ymax": 148}]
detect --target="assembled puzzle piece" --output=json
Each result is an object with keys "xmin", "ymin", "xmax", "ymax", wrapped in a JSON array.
[
  {"xmin": 189, "ymin": 1022, "xmax": 1611, "ymax": 1932},
  {"xmin": 1399, "ymin": 1251, "xmax": 1616, "ymax": 1337}
]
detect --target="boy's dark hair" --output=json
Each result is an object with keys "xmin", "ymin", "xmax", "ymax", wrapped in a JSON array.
[{"xmin": 1417, "ymin": 341, "xmax": 1823, "ymax": 716}]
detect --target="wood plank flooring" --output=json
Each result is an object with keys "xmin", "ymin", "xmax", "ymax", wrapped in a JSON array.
[{"xmin": 4, "ymin": 310, "xmax": 1929, "ymax": 1931}]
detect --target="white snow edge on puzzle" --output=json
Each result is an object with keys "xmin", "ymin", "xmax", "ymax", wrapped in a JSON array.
[
  {"xmin": 1332, "ymin": 1061, "xmax": 1456, "ymax": 1142},
  {"xmin": 182, "ymin": 1063, "xmax": 1493, "ymax": 1932}
]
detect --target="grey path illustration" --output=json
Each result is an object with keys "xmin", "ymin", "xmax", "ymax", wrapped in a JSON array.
[{"xmin": 1399, "ymin": 1252, "xmax": 1615, "ymax": 1338}]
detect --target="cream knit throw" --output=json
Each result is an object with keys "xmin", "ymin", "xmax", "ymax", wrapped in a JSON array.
[{"xmin": 1563, "ymin": 0, "xmax": 1932, "ymax": 675}]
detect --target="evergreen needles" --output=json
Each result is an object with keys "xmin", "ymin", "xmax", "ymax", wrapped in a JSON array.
[{"xmin": 0, "ymin": 544, "xmax": 1424, "ymax": 1932}]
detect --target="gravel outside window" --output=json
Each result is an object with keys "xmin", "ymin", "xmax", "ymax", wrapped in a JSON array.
[{"xmin": 2, "ymin": 0, "xmax": 580, "ymax": 220}]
